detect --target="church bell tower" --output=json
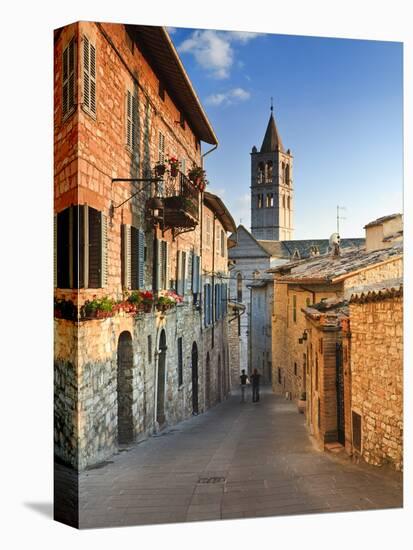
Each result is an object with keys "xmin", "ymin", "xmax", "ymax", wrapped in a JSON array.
[{"xmin": 250, "ymin": 103, "xmax": 294, "ymax": 241}]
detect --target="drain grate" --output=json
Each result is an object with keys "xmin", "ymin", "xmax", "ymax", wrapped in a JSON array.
[{"xmin": 198, "ymin": 476, "xmax": 226, "ymax": 484}]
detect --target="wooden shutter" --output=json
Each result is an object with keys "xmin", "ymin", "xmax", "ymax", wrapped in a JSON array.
[
  {"xmin": 83, "ymin": 36, "xmax": 96, "ymax": 115},
  {"xmin": 88, "ymin": 206, "xmax": 102, "ymax": 288},
  {"xmin": 101, "ymin": 213, "xmax": 108, "ymax": 287},
  {"xmin": 181, "ymin": 251, "xmax": 187, "ymax": 296},
  {"xmin": 121, "ymin": 224, "xmax": 131, "ymax": 289},
  {"xmin": 191, "ymin": 254, "xmax": 199, "ymax": 294},
  {"xmin": 54, "ymin": 214, "xmax": 57, "ymax": 288},
  {"xmin": 176, "ymin": 250, "xmax": 182, "ymax": 294},
  {"xmin": 153, "ymin": 238, "xmax": 160, "ymax": 291},
  {"xmin": 126, "ymin": 91, "xmax": 138, "ymax": 150},
  {"xmin": 62, "ymin": 39, "xmax": 75, "ymax": 118},
  {"xmin": 158, "ymin": 131, "xmax": 165, "ymax": 163},
  {"xmin": 138, "ymin": 230, "xmax": 145, "ymax": 288}
]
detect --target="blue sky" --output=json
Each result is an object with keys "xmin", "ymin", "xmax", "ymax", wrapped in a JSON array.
[{"xmin": 169, "ymin": 27, "xmax": 403, "ymax": 239}]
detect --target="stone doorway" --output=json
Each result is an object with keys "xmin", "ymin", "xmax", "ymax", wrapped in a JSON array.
[
  {"xmin": 191, "ymin": 342, "xmax": 199, "ymax": 414},
  {"xmin": 156, "ymin": 329, "xmax": 167, "ymax": 427},
  {"xmin": 117, "ymin": 331, "xmax": 134, "ymax": 445}
]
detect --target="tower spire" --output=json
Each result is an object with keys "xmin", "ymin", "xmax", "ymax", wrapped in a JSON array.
[{"xmin": 270, "ymin": 96, "xmax": 273, "ymax": 113}]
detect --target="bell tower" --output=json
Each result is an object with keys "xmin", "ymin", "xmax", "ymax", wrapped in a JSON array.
[{"xmin": 250, "ymin": 102, "xmax": 294, "ymax": 241}]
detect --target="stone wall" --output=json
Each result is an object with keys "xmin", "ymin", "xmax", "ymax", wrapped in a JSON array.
[
  {"xmin": 349, "ymin": 293, "xmax": 403, "ymax": 470},
  {"xmin": 272, "ymin": 281, "xmax": 342, "ymax": 400},
  {"xmin": 343, "ymin": 258, "xmax": 402, "ymax": 297}
]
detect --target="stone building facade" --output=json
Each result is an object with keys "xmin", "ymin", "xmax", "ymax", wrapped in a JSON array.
[
  {"xmin": 348, "ymin": 284, "xmax": 403, "ymax": 470},
  {"xmin": 270, "ymin": 238, "xmax": 403, "ymax": 405},
  {"xmin": 54, "ymin": 22, "xmax": 235, "ymax": 470}
]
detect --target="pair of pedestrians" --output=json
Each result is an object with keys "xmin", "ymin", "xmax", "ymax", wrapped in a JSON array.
[{"xmin": 240, "ymin": 369, "xmax": 261, "ymax": 403}]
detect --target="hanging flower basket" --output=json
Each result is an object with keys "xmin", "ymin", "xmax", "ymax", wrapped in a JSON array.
[
  {"xmin": 155, "ymin": 162, "xmax": 166, "ymax": 177},
  {"xmin": 167, "ymin": 156, "xmax": 180, "ymax": 178}
]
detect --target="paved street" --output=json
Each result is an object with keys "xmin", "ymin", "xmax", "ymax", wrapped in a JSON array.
[{"xmin": 78, "ymin": 387, "xmax": 402, "ymax": 528}]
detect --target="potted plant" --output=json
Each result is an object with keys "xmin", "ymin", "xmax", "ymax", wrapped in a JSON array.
[
  {"xmin": 187, "ymin": 165, "xmax": 206, "ymax": 188},
  {"xmin": 141, "ymin": 290, "xmax": 154, "ymax": 313},
  {"xmin": 298, "ymin": 391, "xmax": 306, "ymax": 414},
  {"xmin": 167, "ymin": 156, "xmax": 180, "ymax": 178},
  {"xmin": 127, "ymin": 290, "xmax": 142, "ymax": 313},
  {"xmin": 155, "ymin": 161, "xmax": 166, "ymax": 177}
]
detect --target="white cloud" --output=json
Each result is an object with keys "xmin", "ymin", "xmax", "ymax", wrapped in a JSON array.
[
  {"xmin": 166, "ymin": 27, "xmax": 177, "ymax": 35},
  {"xmin": 205, "ymin": 87, "xmax": 251, "ymax": 107},
  {"xmin": 177, "ymin": 29, "xmax": 261, "ymax": 79}
]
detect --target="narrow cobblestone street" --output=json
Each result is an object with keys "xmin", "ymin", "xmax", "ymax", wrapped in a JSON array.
[{"xmin": 78, "ymin": 387, "xmax": 402, "ymax": 528}]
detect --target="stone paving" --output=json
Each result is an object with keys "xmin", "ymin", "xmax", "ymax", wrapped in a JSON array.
[{"xmin": 78, "ymin": 387, "xmax": 403, "ymax": 528}]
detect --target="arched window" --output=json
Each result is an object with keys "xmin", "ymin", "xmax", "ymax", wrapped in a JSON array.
[
  {"xmin": 285, "ymin": 164, "xmax": 290, "ymax": 185},
  {"xmin": 282, "ymin": 195, "xmax": 286, "ymax": 209},
  {"xmin": 257, "ymin": 162, "xmax": 264, "ymax": 184},
  {"xmin": 237, "ymin": 273, "xmax": 243, "ymax": 302},
  {"xmin": 266, "ymin": 161, "xmax": 273, "ymax": 182},
  {"xmin": 287, "ymin": 196, "xmax": 291, "ymax": 210}
]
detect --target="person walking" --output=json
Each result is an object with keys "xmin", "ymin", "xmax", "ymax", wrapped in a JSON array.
[
  {"xmin": 240, "ymin": 369, "xmax": 249, "ymax": 403},
  {"xmin": 250, "ymin": 369, "xmax": 261, "ymax": 403}
]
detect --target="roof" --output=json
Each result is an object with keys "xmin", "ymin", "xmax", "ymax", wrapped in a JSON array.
[
  {"xmin": 364, "ymin": 213, "xmax": 402, "ymax": 229},
  {"xmin": 133, "ymin": 26, "xmax": 217, "ymax": 145},
  {"xmin": 260, "ymin": 113, "xmax": 284, "ymax": 153},
  {"xmin": 269, "ymin": 241, "xmax": 403, "ymax": 284},
  {"xmin": 259, "ymin": 238, "xmax": 365, "ymax": 260},
  {"xmin": 349, "ymin": 279, "xmax": 403, "ymax": 303},
  {"xmin": 228, "ymin": 225, "xmax": 274, "ymax": 259},
  {"xmin": 203, "ymin": 192, "xmax": 237, "ymax": 233}
]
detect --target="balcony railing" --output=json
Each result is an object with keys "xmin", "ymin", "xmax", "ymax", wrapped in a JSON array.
[{"xmin": 162, "ymin": 171, "xmax": 200, "ymax": 234}]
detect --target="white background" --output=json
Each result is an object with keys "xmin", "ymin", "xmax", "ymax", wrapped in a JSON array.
[{"xmin": 0, "ymin": 0, "xmax": 411, "ymax": 548}]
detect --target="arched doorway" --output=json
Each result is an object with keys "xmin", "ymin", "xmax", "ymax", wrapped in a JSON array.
[
  {"xmin": 217, "ymin": 354, "xmax": 222, "ymax": 403},
  {"xmin": 117, "ymin": 331, "xmax": 134, "ymax": 445},
  {"xmin": 156, "ymin": 329, "xmax": 167, "ymax": 427},
  {"xmin": 205, "ymin": 352, "xmax": 211, "ymax": 409},
  {"xmin": 191, "ymin": 342, "xmax": 199, "ymax": 414}
]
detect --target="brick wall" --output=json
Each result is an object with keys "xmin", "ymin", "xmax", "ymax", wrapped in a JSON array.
[{"xmin": 349, "ymin": 295, "xmax": 403, "ymax": 470}]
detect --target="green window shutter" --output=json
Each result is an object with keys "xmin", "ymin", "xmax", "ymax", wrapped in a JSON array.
[
  {"xmin": 101, "ymin": 213, "xmax": 108, "ymax": 287},
  {"xmin": 138, "ymin": 230, "xmax": 145, "ymax": 289},
  {"xmin": 54, "ymin": 214, "xmax": 57, "ymax": 288},
  {"xmin": 181, "ymin": 251, "xmax": 187, "ymax": 296},
  {"xmin": 56, "ymin": 208, "xmax": 70, "ymax": 288},
  {"xmin": 153, "ymin": 238, "xmax": 161, "ymax": 291},
  {"xmin": 88, "ymin": 206, "xmax": 102, "ymax": 288},
  {"xmin": 121, "ymin": 224, "xmax": 131, "ymax": 289},
  {"xmin": 176, "ymin": 250, "xmax": 181, "ymax": 294}
]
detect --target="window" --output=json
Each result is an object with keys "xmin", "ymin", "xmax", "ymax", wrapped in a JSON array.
[
  {"xmin": 158, "ymin": 131, "xmax": 165, "ymax": 163},
  {"xmin": 287, "ymin": 196, "xmax": 291, "ymax": 210},
  {"xmin": 258, "ymin": 194, "xmax": 263, "ymax": 208},
  {"xmin": 204, "ymin": 284, "xmax": 212, "ymax": 327},
  {"xmin": 282, "ymin": 195, "xmax": 286, "ymax": 209},
  {"xmin": 266, "ymin": 161, "xmax": 273, "ymax": 182},
  {"xmin": 121, "ymin": 225, "xmax": 145, "ymax": 289},
  {"xmin": 266, "ymin": 193, "xmax": 274, "ymax": 208},
  {"xmin": 237, "ymin": 273, "xmax": 242, "ymax": 302},
  {"xmin": 221, "ymin": 230, "xmax": 225, "ymax": 257},
  {"xmin": 257, "ymin": 162, "xmax": 264, "ymax": 183},
  {"xmin": 205, "ymin": 216, "xmax": 212, "ymax": 246},
  {"xmin": 285, "ymin": 164, "xmax": 290, "ymax": 185},
  {"xmin": 126, "ymin": 90, "xmax": 138, "ymax": 151},
  {"xmin": 83, "ymin": 36, "xmax": 96, "ymax": 115},
  {"xmin": 55, "ymin": 205, "xmax": 107, "ymax": 289},
  {"xmin": 176, "ymin": 250, "xmax": 187, "ymax": 296},
  {"xmin": 293, "ymin": 295, "xmax": 297, "ymax": 323},
  {"xmin": 177, "ymin": 337, "xmax": 183, "ymax": 386},
  {"xmin": 62, "ymin": 38, "xmax": 76, "ymax": 119},
  {"xmin": 154, "ymin": 239, "xmax": 169, "ymax": 291},
  {"xmin": 191, "ymin": 254, "xmax": 200, "ymax": 295}
]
